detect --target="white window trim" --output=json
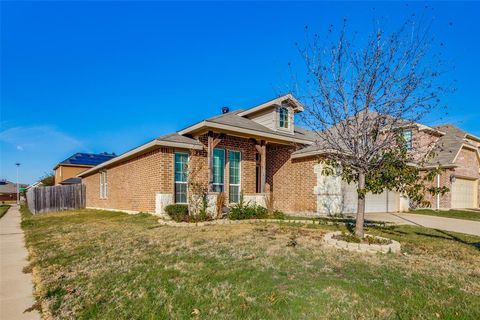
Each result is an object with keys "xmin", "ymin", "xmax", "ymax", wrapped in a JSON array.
[
  {"xmin": 99, "ymin": 171, "xmax": 108, "ymax": 199},
  {"xmin": 403, "ymin": 130, "xmax": 413, "ymax": 150},
  {"xmin": 277, "ymin": 105, "xmax": 294, "ymax": 132},
  {"xmin": 212, "ymin": 148, "xmax": 225, "ymax": 192},
  {"xmin": 174, "ymin": 152, "xmax": 189, "ymax": 204},
  {"xmin": 99, "ymin": 172, "xmax": 103, "ymax": 199},
  {"xmin": 228, "ymin": 150, "xmax": 241, "ymax": 203}
]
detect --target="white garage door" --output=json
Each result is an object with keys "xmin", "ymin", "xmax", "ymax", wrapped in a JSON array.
[
  {"xmin": 341, "ymin": 183, "xmax": 400, "ymax": 213},
  {"xmin": 365, "ymin": 190, "xmax": 399, "ymax": 213},
  {"xmin": 314, "ymin": 165, "xmax": 401, "ymax": 214},
  {"xmin": 451, "ymin": 178, "xmax": 477, "ymax": 208}
]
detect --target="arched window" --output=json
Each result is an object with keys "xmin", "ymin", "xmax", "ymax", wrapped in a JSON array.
[{"xmin": 278, "ymin": 106, "xmax": 289, "ymax": 129}]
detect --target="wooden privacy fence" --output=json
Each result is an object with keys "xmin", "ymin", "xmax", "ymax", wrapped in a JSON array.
[{"xmin": 26, "ymin": 184, "xmax": 86, "ymax": 214}]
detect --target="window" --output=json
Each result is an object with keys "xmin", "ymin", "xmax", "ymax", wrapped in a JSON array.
[
  {"xmin": 229, "ymin": 150, "xmax": 241, "ymax": 203},
  {"xmin": 402, "ymin": 130, "xmax": 413, "ymax": 150},
  {"xmin": 99, "ymin": 171, "xmax": 107, "ymax": 199},
  {"xmin": 278, "ymin": 106, "xmax": 290, "ymax": 129},
  {"xmin": 175, "ymin": 152, "xmax": 189, "ymax": 203},
  {"xmin": 212, "ymin": 148, "xmax": 225, "ymax": 192}
]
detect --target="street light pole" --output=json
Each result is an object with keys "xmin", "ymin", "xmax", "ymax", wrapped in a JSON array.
[{"xmin": 15, "ymin": 163, "xmax": 21, "ymax": 205}]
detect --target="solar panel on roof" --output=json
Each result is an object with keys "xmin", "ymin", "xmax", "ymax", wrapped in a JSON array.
[{"xmin": 60, "ymin": 152, "xmax": 116, "ymax": 166}]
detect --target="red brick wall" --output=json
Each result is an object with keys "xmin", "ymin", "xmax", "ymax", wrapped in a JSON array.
[
  {"xmin": 266, "ymin": 144, "xmax": 317, "ymax": 213},
  {"xmin": 409, "ymin": 129, "xmax": 440, "ymax": 163},
  {"xmin": 423, "ymin": 147, "xmax": 480, "ymax": 209},
  {"xmin": 83, "ymin": 147, "xmax": 174, "ymax": 212},
  {"xmin": 82, "ymin": 134, "xmax": 261, "ymax": 213},
  {"xmin": 197, "ymin": 134, "xmax": 257, "ymax": 197},
  {"xmin": 454, "ymin": 148, "xmax": 480, "ymax": 179},
  {"xmin": 422, "ymin": 169, "xmax": 453, "ymax": 209}
]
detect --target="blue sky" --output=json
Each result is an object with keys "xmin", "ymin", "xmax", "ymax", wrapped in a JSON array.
[{"xmin": 1, "ymin": 1, "xmax": 479, "ymax": 184}]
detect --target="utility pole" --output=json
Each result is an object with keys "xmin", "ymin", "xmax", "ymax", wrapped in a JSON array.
[{"xmin": 15, "ymin": 163, "xmax": 21, "ymax": 205}]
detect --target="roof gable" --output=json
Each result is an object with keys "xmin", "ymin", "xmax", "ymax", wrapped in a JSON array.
[
  {"xmin": 237, "ymin": 94, "xmax": 304, "ymax": 117},
  {"xmin": 178, "ymin": 111, "xmax": 315, "ymax": 144}
]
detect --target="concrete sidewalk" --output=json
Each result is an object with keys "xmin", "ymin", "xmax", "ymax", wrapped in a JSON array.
[
  {"xmin": 364, "ymin": 212, "xmax": 480, "ymax": 236},
  {"xmin": 0, "ymin": 205, "xmax": 39, "ymax": 320}
]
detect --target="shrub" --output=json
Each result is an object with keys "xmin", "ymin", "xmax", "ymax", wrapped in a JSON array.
[
  {"xmin": 254, "ymin": 206, "xmax": 268, "ymax": 219},
  {"xmin": 227, "ymin": 192, "xmax": 286, "ymax": 220},
  {"xmin": 333, "ymin": 232, "xmax": 361, "ymax": 243},
  {"xmin": 227, "ymin": 203, "xmax": 268, "ymax": 220},
  {"xmin": 271, "ymin": 210, "xmax": 286, "ymax": 220},
  {"xmin": 164, "ymin": 204, "xmax": 189, "ymax": 222},
  {"xmin": 165, "ymin": 204, "xmax": 213, "ymax": 223}
]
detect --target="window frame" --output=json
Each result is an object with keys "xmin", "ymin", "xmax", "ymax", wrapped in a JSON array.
[
  {"xmin": 174, "ymin": 152, "xmax": 189, "ymax": 204},
  {"xmin": 402, "ymin": 130, "xmax": 413, "ymax": 150},
  {"xmin": 278, "ymin": 106, "xmax": 290, "ymax": 129},
  {"xmin": 212, "ymin": 148, "xmax": 225, "ymax": 192},
  {"xmin": 228, "ymin": 150, "xmax": 241, "ymax": 203},
  {"xmin": 99, "ymin": 170, "xmax": 108, "ymax": 199}
]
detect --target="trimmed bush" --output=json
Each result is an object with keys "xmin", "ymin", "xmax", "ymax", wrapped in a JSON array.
[
  {"xmin": 164, "ymin": 204, "xmax": 189, "ymax": 222},
  {"xmin": 228, "ymin": 204, "xmax": 269, "ymax": 220},
  {"xmin": 271, "ymin": 210, "xmax": 286, "ymax": 220}
]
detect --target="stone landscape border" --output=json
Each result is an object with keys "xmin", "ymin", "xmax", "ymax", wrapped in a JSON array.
[
  {"xmin": 323, "ymin": 231, "xmax": 401, "ymax": 254},
  {"xmin": 157, "ymin": 218, "xmax": 393, "ymax": 228}
]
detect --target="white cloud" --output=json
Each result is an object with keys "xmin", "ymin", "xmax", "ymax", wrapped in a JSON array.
[{"xmin": 0, "ymin": 126, "xmax": 83, "ymax": 150}]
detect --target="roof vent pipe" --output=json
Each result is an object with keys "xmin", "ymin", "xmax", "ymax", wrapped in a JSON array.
[{"xmin": 222, "ymin": 106, "xmax": 229, "ymax": 114}]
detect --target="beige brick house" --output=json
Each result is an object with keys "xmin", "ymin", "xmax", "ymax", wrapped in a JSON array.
[
  {"xmin": 77, "ymin": 94, "xmax": 480, "ymax": 215},
  {"xmin": 54, "ymin": 153, "xmax": 116, "ymax": 185}
]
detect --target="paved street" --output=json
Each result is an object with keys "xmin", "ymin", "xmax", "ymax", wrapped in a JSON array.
[{"xmin": 0, "ymin": 205, "xmax": 39, "ymax": 320}]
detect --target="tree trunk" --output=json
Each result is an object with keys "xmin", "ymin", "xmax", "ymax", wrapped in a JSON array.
[{"xmin": 355, "ymin": 172, "xmax": 366, "ymax": 238}]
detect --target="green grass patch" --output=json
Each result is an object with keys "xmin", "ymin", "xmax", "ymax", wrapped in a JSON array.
[
  {"xmin": 412, "ymin": 209, "xmax": 480, "ymax": 221},
  {"xmin": 0, "ymin": 204, "xmax": 11, "ymax": 219},
  {"xmin": 21, "ymin": 206, "xmax": 480, "ymax": 319}
]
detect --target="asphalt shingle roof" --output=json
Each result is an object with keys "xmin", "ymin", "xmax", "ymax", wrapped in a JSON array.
[
  {"xmin": 203, "ymin": 111, "xmax": 316, "ymax": 142},
  {"xmin": 0, "ymin": 181, "xmax": 28, "ymax": 193},
  {"xmin": 156, "ymin": 133, "xmax": 203, "ymax": 147},
  {"xmin": 428, "ymin": 124, "xmax": 478, "ymax": 166},
  {"xmin": 59, "ymin": 177, "xmax": 82, "ymax": 185}
]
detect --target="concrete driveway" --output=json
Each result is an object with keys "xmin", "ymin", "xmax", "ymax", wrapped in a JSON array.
[
  {"xmin": 0, "ymin": 205, "xmax": 39, "ymax": 320},
  {"xmin": 364, "ymin": 212, "xmax": 480, "ymax": 236}
]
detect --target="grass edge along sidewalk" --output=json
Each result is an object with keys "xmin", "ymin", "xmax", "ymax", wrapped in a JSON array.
[{"xmin": 0, "ymin": 204, "xmax": 11, "ymax": 219}]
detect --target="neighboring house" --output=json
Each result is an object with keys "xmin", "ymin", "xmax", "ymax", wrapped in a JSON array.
[
  {"xmin": 77, "ymin": 94, "xmax": 479, "ymax": 215},
  {"xmin": 423, "ymin": 125, "xmax": 480, "ymax": 209},
  {"xmin": 54, "ymin": 153, "xmax": 116, "ymax": 185},
  {"xmin": 0, "ymin": 180, "xmax": 27, "ymax": 202}
]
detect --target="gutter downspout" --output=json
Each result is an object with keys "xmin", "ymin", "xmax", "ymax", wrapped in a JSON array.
[{"xmin": 436, "ymin": 174, "xmax": 440, "ymax": 210}]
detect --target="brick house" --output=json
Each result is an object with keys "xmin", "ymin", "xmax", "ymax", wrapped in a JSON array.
[
  {"xmin": 77, "ymin": 94, "xmax": 480, "ymax": 215},
  {"xmin": 422, "ymin": 125, "xmax": 480, "ymax": 209}
]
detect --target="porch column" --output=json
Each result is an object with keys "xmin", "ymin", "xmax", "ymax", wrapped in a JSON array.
[
  {"xmin": 207, "ymin": 133, "xmax": 222, "ymax": 192},
  {"xmin": 255, "ymin": 142, "xmax": 267, "ymax": 193}
]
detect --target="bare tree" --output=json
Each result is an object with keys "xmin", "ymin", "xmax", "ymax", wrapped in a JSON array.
[
  {"xmin": 292, "ymin": 15, "xmax": 451, "ymax": 237},
  {"xmin": 39, "ymin": 171, "xmax": 55, "ymax": 186}
]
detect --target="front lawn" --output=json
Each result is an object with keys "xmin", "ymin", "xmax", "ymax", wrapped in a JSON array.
[
  {"xmin": 412, "ymin": 208, "xmax": 480, "ymax": 221},
  {"xmin": 0, "ymin": 204, "xmax": 11, "ymax": 219},
  {"xmin": 21, "ymin": 207, "xmax": 480, "ymax": 319}
]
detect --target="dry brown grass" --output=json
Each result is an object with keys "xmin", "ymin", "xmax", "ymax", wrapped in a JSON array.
[{"xmin": 21, "ymin": 207, "xmax": 480, "ymax": 319}]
